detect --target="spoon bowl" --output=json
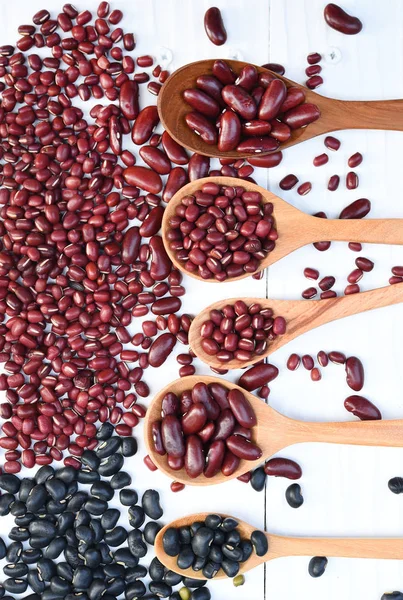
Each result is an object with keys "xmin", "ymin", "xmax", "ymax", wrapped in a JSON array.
[
  {"xmin": 144, "ymin": 375, "xmax": 403, "ymax": 486},
  {"xmin": 158, "ymin": 59, "xmax": 403, "ymax": 158},
  {"xmin": 162, "ymin": 176, "xmax": 403, "ymax": 283},
  {"xmin": 155, "ymin": 512, "xmax": 403, "ymax": 579},
  {"xmin": 188, "ymin": 284, "xmax": 403, "ymax": 370}
]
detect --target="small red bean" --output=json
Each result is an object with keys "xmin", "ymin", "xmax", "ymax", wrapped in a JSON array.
[
  {"xmin": 346, "ymin": 171, "xmax": 359, "ymax": 189},
  {"xmin": 304, "ymin": 268, "xmax": 319, "ymax": 280},
  {"xmin": 313, "ymin": 153, "xmax": 328, "ymax": 166},
  {"xmin": 279, "ymin": 174, "xmax": 298, "ymax": 190},
  {"xmin": 307, "ymin": 52, "xmax": 322, "ymax": 65},
  {"xmin": 287, "ymin": 354, "xmax": 301, "ymax": 371},
  {"xmin": 328, "ymin": 174, "xmax": 340, "ymax": 191},
  {"xmin": 302, "ymin": 355, "xmax": 314, "ymax": 370}
]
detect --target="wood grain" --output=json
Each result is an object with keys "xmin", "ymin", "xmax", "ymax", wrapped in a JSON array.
[
  {"xmin": 155, "ymin": 512, "xmax": 403, "ymax": 580},
  {"xmin": 157, "ymin": 59, "xmax": 403, "ymax": 159},
  {"xmin": 143, "ymin": 375, "xmax": 403, "ymax": 486},
  {"xmin": 188, "ymin": 284, "xmax": 403, "ymax": 369},
  {"xmin": 162, "ymin": 176, "xmax": 403, "ymax": 283}
]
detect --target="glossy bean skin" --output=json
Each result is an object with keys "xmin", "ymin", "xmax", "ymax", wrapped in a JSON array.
[
  {"xmin": 188, "ymin": 153, "xmax": 210, "ymax": 181},
  {"xmin": 212, "ymin": 59, "xmax": 236, "ymax": 85},
  {"xmin": 279, "ymin": 87, "xmax": 306, "ymax": 113},
  {"xmin": 237, "ymin": 364, "xmax": 279, "ymax": 391},
  {"xmin": 181, "ymin": 403, "xmax": 207, "ymax": 435},
  {"xmin": 208, "ymin": 383, "xmax": 230, "ymax": 410},
  {"xmin": 132, "ymin": 105, "xmax": 159, "ymax": 145},
  {"xmin": 183, "ymin": 88, "xmax": 220, "ymax": 118},
  {"xmin": 139, "ymin": 146, "xmax": 171, "ymax": 175},
  {"xmin": 345, "ymin": 356, "xmax": 364, "ymax": 391},
  {"xmin": 204, "ymin": 440, "xmax": 225, "ymax": 477},
  {"xmin": 247, "ymin": 151, "xmax": 283, "ymax": 168},
  {"xmin": 148, "ymin": 333, "xmax": 176, "ymax": 367},
  {"xmin": 204, "ymin": 7, "xmax": 227, "ymax": 45},
  {"xmin": 227, "ymin": 389, "xmax": 257, "ymax": 428},
  {"xmin": 196, "ymin": 74, "xmax": 224, "ymax": 104},
  {"xmin": 324, "ymin": 3, "xmax": 363, "ymax": 35},
  {"xmin": 119, "ymin": 80, "xmax": 139, "ymax": 120},
  {"xmin": 185, "ymin": 435, "xmax": 205, "ymax": 478},
  {"xmin": 283, "ymin": 103, "xmax": 321, "ymax": 129},
  {"xmin": 161, "ymin": 131, "xmax": 189, "ymax": 165},
  {"xmin": 162, "ymin": 393, "xmax": 180, "ymax": 417},
  {"xmin": 221, "ymin": 449, "xmax": 240, "ymax": 476},
  {"xmin": 191, "ymin": 383, "xmax": 220, "ymax": 420},
  {"xmin": 139, "ymin": 206, "xmax": 164, "ymax": 237},
  {"xmin": 264, "ymin": 457, "xmax": 302, "ymax": 479},
  {"xmin": 123, "ymin": 166, "xmax": 162, "ymax": 194},
  {"xmin": 236, "ymin": 65, "xmax": 259, "ymax": 91},
  {"xmin": 152, "ymin": 422, "xmax": 165, "ymax": 455},
  {"xmin": 222, "ymin": 85, "xmax": 257, "ymax": 120},
  {"xmin": 212, "ymin": 409, "xmax": 235, "ymax": 441},
  {"xmin": 242, "ymin": 120, "xmax": 272, "ymax": 137},
  {"xmin": 344, "ymin": 395, "xmax": 381, "ymax": 420},
  {"xmin": 122, "ymin": 226, "xmax": 140, "ymax": 264},
  {"xmin": 149, "ymin": 236, "xmax": 171, "ymax": 281},
  {"xmin": 163, "ymin": 167, "xmax": 188, "ymax": 203},
  {"xmin": 226, "ymin": 435, "xmax": 262, "ymax": 460},
  {"xmin": 185, "ymin": 111, "xmax": 217, "ymax": 145},
  {"xmin": 218, "ymin": 110, "xmax": 241, "ymax": 152},
  {"xmin": 339, "ymin": 199, "xmax": 370, "ymax": 219},
  {"xmin": 236, "ymin": 136, "xmax": 279, "ymax": 153},
  {"xmin": 161, "ymin": 415, "xmax": 185, "ymax": 458},
  {"xmin": 258, "ymin": 79, "xmax": 287, "ymax": 121}
]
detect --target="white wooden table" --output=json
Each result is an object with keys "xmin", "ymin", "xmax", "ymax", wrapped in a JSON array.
[{"xmin": 3, "ymin": 1, "xmax": 403, "ymax": 599}]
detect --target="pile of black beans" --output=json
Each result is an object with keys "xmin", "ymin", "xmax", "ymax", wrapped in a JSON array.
[
  {"xmin": 0, "ymin": 429, "xmax": 212, "ymax": 600},
  {"xmin": 162, "ymin": 514, "xmax": 268, "ymax": 579}
]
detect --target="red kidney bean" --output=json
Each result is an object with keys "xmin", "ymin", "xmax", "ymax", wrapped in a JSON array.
[
  {"xmin": 227, "ymin": 389, "xmax": 257, "ymax": 428},
  {"xmin": 132, "ymin": 105, "xmax": 159, "ymax": 144},
  {"xmin": 148, "ymin": 333, "xmax": 176, "ymax": 367},
  {"xmin": 212, "ymin": 59, "xmax": 236, "ymax": 84},
  {"xmin": 161, "ymin": 131, "xmax": 189, "ymax": 165},
  {"xmin": 212, "ymin": 409, "xmax": 236, "ymax": 441},
  {"xmin": 235, "ymin": 136, "xmax": 279, "ymax": 153},
  {"xmin": 345, "ymin": 395, "xmax": 381, "ymax": 420},
  {"xmin": 324, "ymin": 4, "xmax": 363, "ymax": 35},
  {"xmin": 247, "ymin": 151, "xmax": 283, "ymax": 168},
  {"xmin": 265, "ymin": 457, "xmax": 302, "ymax": 479},
  {"xmin": 218, "ymin": 110, "xmax": 241, "ymax": 152},
  {"xmin": 152, "ymin": 421, "xmax": 165, "ymax": 455},
  {"xmin": 238, "ymin": 363, "xmax": 279, "ymax": 391},
  {"xmin": 258, "ymin": 79, "xmax": 287, "ymax": 121},
  {"xmin": 162, "ymin": 167, "xmax": 188, "ymax": 203},
  {"xmin": 122, "ymin": 226, "xmax": 141, "ymax": 264},
  {"xmin": 348, "ymin": 152, "xmax": 363, "ymax": 167},
  {"xmin": 262, "ymin": 62, "xmax": 285, "ymax": 75},
  {"xmin": 119, "ymin": 80, "xmax": 139, "ymax": 120},
  {"xmin": 204, "ymin": 440, "xmax": 226, "ymax": 477},
  {"xmin": 226, "ymin": 435, "xmax": 262, "ymax": 460},
  {"xmin": 283, "ymin": 103, "xmax": 320, "ymax": 128},
  {"xmin": 192, "ymin": 383, "xmax": 220, "ymax": 420},
  {"xmin": 139, "ymin": 146, "xmax": 171, "ymax": 175},
  {"xmin": 339, "ymin": 199, "xmax": 370, "ymax": 219},
  {"xmin": 183, "ymin": 88, "xmax": 220, "ymax": 118},
  {"xmin": 346, "ymin": 171, "xmax": 359, "ymax": 189},
  {"xmin": 161, "ymin": 415, "xmax": 185, "ymax": 457},
  {"xmin": 325, "ymin": 135, "xmax": 341, "ymax": 150},
  {"xmin": 279, "ymin": 87, "xmax": 306, "ymax": 113},
  {"xmin": 313, "ymin": 153, "xmax": 328, "ymax": 167},
  {"xmin": 204, "ymin": 7, "xmax": 227, "ymax": 46},
  {"xmin": 185, "ymin": 434, "xmax": 205, "ymax": 478},
  {"xmin": 297, "ymin": 182, "xmax": 312, "ymax": 196},
  {"xmin": 328, "ymin": 175, "xmax": 340, "ymax": 191},
  {"xmin": 221, "ymin": 449, "xmax": 241, "ymax": 476},
  {"xmin": 287, "ymin": 354, "xmax": 301, "ymax": 370},
  {"xmin": 279, "ymin": 174, "xmax": 298, "ymax": 190},
  {"xmin": 302, "ymin": 287, "xmax": 317, "ymax": 299},
  {"xmin": 185, "ymin": 111, "xmax": 218, "ymax": 144},
  {"xmin": 236, "ymin": 65, "xmax": 259, "ymax": 90},
  {"xmin": 139, "ymin": 206, "xmax": 164, "ymax": 238},
  {"xmin": 123, "ymin": 165, "xmax": 163, "ymax": 194},
  {"xmin": 182, "ymin": 403, "xmax": 208, "ymax": 435},
  {"xmin": 356, "ymin": 257, "xmax": 374, "ymax": 272},
  {"xmin": 345, "ymin": 356, "xmax": 364, "ymax": 391}
]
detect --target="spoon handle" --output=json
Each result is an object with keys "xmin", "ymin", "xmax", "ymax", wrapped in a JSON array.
[
  {"xmin": 313, "ymin": 217, "xmax": 403, "ymax": 246},
  {"xmin": 284, "ymin": 417, "xmax": 403, "ymax": 449},
  {"xmin": 332, "ymin": 99, "xmax": 403, "ymax": 132},
  {"xmin": 269, "ymin": 533, "xmax": 403, "ymax": 560}
]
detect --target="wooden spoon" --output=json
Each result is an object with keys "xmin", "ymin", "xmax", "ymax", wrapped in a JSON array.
[
  {"xmin": 162, "ymin": 176, "xmax": 403, "ymax": 283},
  {"xmin": 188, "ymin": 283, "xmax": 403, "ymax": 370},
  {"xmin": 155, "ymin": 512, "xmax": 403, "ymax": 580},
  {"xmin": 143, "ymin": 375, "xmax": 403, "ymax": 486},
  {"xmin": 157, "ymin": 59, "xmax": 403, "ymax": 159}
]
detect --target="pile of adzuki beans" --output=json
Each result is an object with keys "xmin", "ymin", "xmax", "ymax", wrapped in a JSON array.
[
  {"xmin": 167, "ymin": 182, "xmax": 277, "ymax": 281},
  {"xmin": 183, "ymin": 59, "xmax": 321, "ymax": 153},
  {"xmin": 152, "ymin": 381, "xmax": 262, "ymax": 479}
]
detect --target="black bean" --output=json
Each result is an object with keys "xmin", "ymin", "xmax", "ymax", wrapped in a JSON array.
[
  {"xmin": 24, "ymin": 595, "xmax": 41, "ymax": 600},
  {"xmin": 101, "ymin": 509, "xmax": 120, "ymax": 531},
  {"xmin": 149, "ymin": 581, "xmax": 172, "ymax": 598},
  {"xmin": 178, "ymin": 526, "xmax": 192, "ymax": 545},
  {"xmin": 26, "ymin": 484, "xmax": 47, "ymax": 512},
  {"xmin": 240, "ymin": 539, "xmax": 253, "ymax": 561},
  {"xmin": 190, "ymin": 522, "xmax": 203, "ymax": 536},
  {"xmin": 29, "ymin": 519, "xmax": 57, "ymax": 538},
  {"xmin": 83, "ymin": 548, "xmax": 101, "ymax": 569},
  {"xmin": 88, "ymin": 579, "xmax": 105, "ymax": 600},
  {"xmin": 47, "ymin": 499, "xmax": 66, "ymax": 515},
  {"xmin": 35, "ymin": 466, "xmax": 55, "ymax": 484},
  {"xmin": 0, "ymin": 474, "xmax": 21, "ymax": 494},
  {"xmin": 128, "ymin": 505, "xmax": 145, "ymax": 528},
  {"xmin": 15, "ymin": 513, "xmax": 34, "ymax": 526},
  {"xmin": 28, "ymin": 570, "xmax": 46, "ymax": 593},
  {"xmin": 96, "ymin": 423, "xmax": 114, "ymax": 440},
  {"xmin": 78, "ymin": 470, "xmax": 100, "ymax": 485},
  {"xmin": 221, "ymin": 518, "xmax": 238, "ymax": 532},
  {"xmin": 225, "ymin": 529, "xmax": 241, "ymax": 546},
  {"xmin": 191, "ymin": 588, "xmax": 211, "ymax": 600},
  {"xmin": 250, "ymin": 467, "xmax": 266, "ymax": 492},
  {"xmin": 107, "ymin": 577, "xmax": 125, "ymax": 596},
  {"xmin": 208, "ymin": 545, "xmax": 222, "ymax": 563},
  {"xmin": 46, "ymin": 538, "xmax": 68, "ymax": 560},
  {"xmin": 149, "ymin": 557, "xmax": 165, "ymax": 582},
  {"xmin": 37, "ymin": 558, "xmax": 56, "ymax": 581},
  {"xmin": 98, "ymin": 542, "xmax": 113, "ymax": 564},
  {"xmin": 221, "ymin": 558, "xmax": 239, "ymax": 577},
  {"xmin": 192, "ymin": 527, "xmax": 215, "ymax": 558},
  {"xmin": 192, "ymin": 556, "xmax": 207, "ymax": 571},
  {"xmin": 124, "ymin": 565, "xmax": 147, "ymax": 581},
  {"xmin": 125, "ymin": 581, "xmax": 146, "ymax": 600},
  {"xmin": 286, "ymin": 483, "xmax": 304, "ymax": 508},
  {"xmin": 144, "ymin": 521, "xmax": 162, "ymax": 545},
  {"xmin": 163, "ymin": 570, "xmax": 182, "ymax": 586},
  {"xmin": 121, "ymin": 437, "xmax": 137, "ymax": 457},
  {"xmin": 3, "ymin": 563, "xmax": 28, "ymax": 577},
  {"xmin": 85, "ymin": 498, "xmax": 108, "ymax": 515},
  {"xmin": 76, "ymin": 509, "xmax": 91, "ymax": 528},
  {"xmin": 90, "ymin": 520, "xmax": 104, "ymax": 543},
  {"xmin": 50, "ymin": 576, "xmax": 72, "ymax": 595},
  {"xmin": 64, "ymin": 545, "xmax": 81, "ymax": 568},
  {"xmin": 99, "ymin": 454, "xmax": 124, "ymax": 477},
  {"xmin": 19, "ymin": 478, "xmax": 35, "ymax": 502},
  {"xmin": 127, "ymin": 530, "xmax": 147, "ymax": 559},
  {"xmin": 6, "ymin": 542, "xmax": 22, "ymax": 563},
  {"xmin": 67, "ymin": 491, "xmax": 88, "ymax": 512},
  {"xmin": 57, "ymin": 512, "xmax": 75, "ymax": 535},
  {"xmin": 170, "ymin": 594, "xmax": 181, "ymax": 600},
  {"xmin": 81, "ymin": 450, "xmax": 101, "ymax": 470},
  {"xmin": 202, "ymin": 561, "xmax": 220, "ymax": 579},
  {"xmin": 142, "ymin": 489, "xmax": 163, "ymax": 519},
  {"xmin": 222, "ymin": 545, "xmax": 243, "ymax": 562},
  {"xmin": 0, "ymin": 493, "xmax": 15, "ymax": 516},
  {"xmin": 72, "ymin": 565, "xmax": 93, "ymax": 589},
  {"xmin": 388, "ymin": 477, "xmax": 403, "ymax": 494},
  {"xmin": 55, "ymin": 467, "xmax": 77, "ymax": 484},
  {"xmin": 251, "ymin": 530, "xmax": 268, "ymax": 556},
  {"xmin": 114, "ymin": 549, "xmax": 138, "ymax": 568},
  {"xmin": 10, "ymin": 500, "xmax": 26, "ymax": 516},
  {"xmin": 0, "ymin": 537, "xmax": 6, "ymax": 559},
  {"xmin": 21, "ymin": 548, "xmax": 42, "ymax": 564},
  {"xmin": 177, "ymin": 545, "xmax": 195, "ymax": 569},
  {"xmin": 204, "ymin": 515, "xmax": 222, "ymax": 529},
  {"xmin": 213, "ymin": 530, "xmax": 225, "ymax": 546},
  {"xmin": 308, "ymin": 556, "xmax": 328, "ymax": 577},
  {"xmin": 56, "ymin": 563, "xmax": 73, "ymax": 581},
  {"xmin": 162, "ymin": 528, "xmax": 180, "ymax": 557},
  {"xmin": 8, "ymin": 527, "xmax": 30, "ymax": 541},
  {"xmin": 104, "ymin": 526, "xmax": 128, "ymax": 547},
  {"xmin": 119, "ymin": 489, "xmax": 138, "ymax": 506},
  {"xmin": 110, "ymin": 472, "xmax": 132, "ymax": 489},
  {"xmin": 96, "ymin": 437, "xmax": 122, "ymax": 458},
  {"xmin": 183, "ymin": 577, "xmax": 207, "ymax": 589},
  {"xmin": 3, "ymin": 579, "xmax": 28, "ymax": 594},
  {"xmin": 91, "ymin": 481, "xmax": 114, "ymax": 501},
  {"xmin": 76, "ymin": 525, "xmax": 94, "ymax": 546},
  {"xmin": 65, "ymin": 481, "xmax": 78, "ymax": 499},
  {"xmin": 381, "ymin": 593, "xmax": 403, "ymax": 600}
]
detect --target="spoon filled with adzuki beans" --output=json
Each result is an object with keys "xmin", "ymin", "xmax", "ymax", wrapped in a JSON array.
[
  {"xmin": 162, "ymin": 176, "xmax": 403, "ymax": 283},
  {"xmin": 188, "ymin": 285, "xmax": 403, "ymax": 369},
  {"xmin": 157, "ymin": 59, "xmax": 403, "ymax": 159},
  {"xmin": 144, "ymin": 375, "xmax": 403, "ymax": 486},
  {"xmin": 156, "ymin": 512, "xmax": 403, "ymax": 580}
]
